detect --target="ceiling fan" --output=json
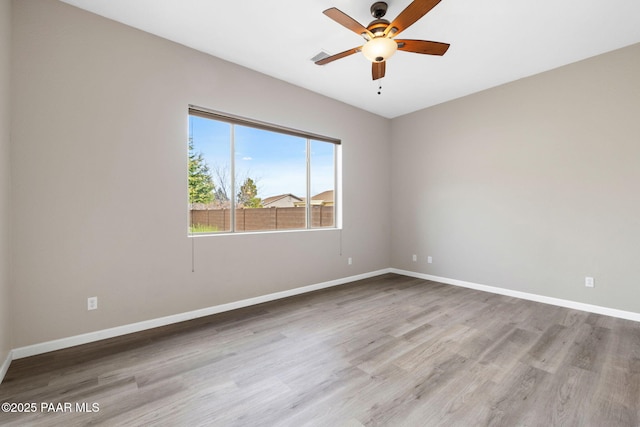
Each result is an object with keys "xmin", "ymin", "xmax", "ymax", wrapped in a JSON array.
[{"xmin": 315, "ymin": 0, "xmax": 450, "ymax": 80}]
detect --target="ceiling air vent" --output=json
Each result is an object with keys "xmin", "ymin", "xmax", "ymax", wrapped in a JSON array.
[{"xmin": 310, "ymin": 51, "xmax": 331, "ymax": 63}]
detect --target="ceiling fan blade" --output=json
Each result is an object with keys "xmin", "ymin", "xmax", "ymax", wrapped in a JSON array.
[
  {"xmin": 315, "ymin": 47, "xmax": 361, "ymax": 66},
  {"xmin": 384, "ymin": 0, "xmax": 442, "ymax": 37},
  {"xmin": 323, "ymin": 8, "xmax": 374, "ymax": 40},
  {"xmin": 396, "ymin": 39, "xmax": 450, "ymax": 55},
  {"xmin": 372, "ymin": 61, "xmax": 386, "ymax": 80}
]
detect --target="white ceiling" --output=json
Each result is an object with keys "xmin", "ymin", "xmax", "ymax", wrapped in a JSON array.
[{"xmin": 60, "ymin": 0, "xmax": 640, "ymax": 118}]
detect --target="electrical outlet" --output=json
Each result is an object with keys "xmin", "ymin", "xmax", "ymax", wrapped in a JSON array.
[
  {"xmin": 412, "ymin": 254, "xmax": 417, "ymax": 262},
  {"xmin": 87, "ymin": 296, "xmax": 98, "ymax": 310},
  {"xmin": 348, "ymin": 257, "xmax": 353, "ymax": 265},
  {"xmin": 427, "ymin": 256, "xmax": 433, "ymax": 264},
  {"xmin": 585, "ymin": 277, "xmax": 595, "ymax": 288}
]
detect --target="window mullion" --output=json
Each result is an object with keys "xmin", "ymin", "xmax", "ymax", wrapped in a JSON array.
[
  {"xmin": 230, "ymin": 124, "xmax": 236, "ymax": 232},
  {"xmin": 306, "ymin": 139, "xmax": 311, "ymax": 229}
]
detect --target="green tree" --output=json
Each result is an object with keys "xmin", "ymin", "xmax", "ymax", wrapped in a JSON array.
[
  {"xmin": 188, "ymin": 138, "xmax": 215, "ymax": 204},
  {"xmin": 237, "ymin": 177, "xmax": 262, "ymax": 208}
]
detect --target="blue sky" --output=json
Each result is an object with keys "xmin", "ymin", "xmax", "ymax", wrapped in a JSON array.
[{"xmin": 189, "ymin": 116, "xmax": 334, "ymax": 199}]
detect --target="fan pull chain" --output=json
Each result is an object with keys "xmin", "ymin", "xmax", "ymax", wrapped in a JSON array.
[{"xmin": 378, "ymin": 83, "xmax": 382, "ymax": 95}]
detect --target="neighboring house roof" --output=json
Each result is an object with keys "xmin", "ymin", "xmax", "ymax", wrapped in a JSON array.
[
  {"xmin": 262, "ymin": 193, "xmax": 303, "ymax": 208},
  {"xmin": 295, "ymin": 190, "xmax": 335, "ymax": 207},
  {"xmin": 312, "ymin": 190, "xmax": 334, "ymax": 203}
]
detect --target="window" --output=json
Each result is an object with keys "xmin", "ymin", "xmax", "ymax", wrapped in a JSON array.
[{"xmin": 188, "ymin": 106, "xmax": 339, "ymax": 234}]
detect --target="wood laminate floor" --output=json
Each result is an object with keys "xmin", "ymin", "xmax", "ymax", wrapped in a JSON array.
[{"xmin": 1, "ymin": 274, "xmax": 639, "ymax": 426}]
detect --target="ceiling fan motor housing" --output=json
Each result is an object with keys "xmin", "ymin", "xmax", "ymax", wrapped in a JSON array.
[{"xmin": 367, "ymin": 19, "xmax": 390, "ymax": 37}]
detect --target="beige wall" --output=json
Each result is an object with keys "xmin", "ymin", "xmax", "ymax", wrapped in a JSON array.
[
  {"xmin": 391, "ymin": 42, "xmax": 640, "ymax": 313},
  {"xmin": 0, "ymin": 0, "xmax": 12, "ymax": 363},
  {"xmin": 10, "ymin": 0, "xmax": 391, "ymax": 348}
]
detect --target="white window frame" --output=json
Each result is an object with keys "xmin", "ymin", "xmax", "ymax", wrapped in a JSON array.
[{"xmin": 188, "ymin": 105, "xmax": 341, "ymax": 235}]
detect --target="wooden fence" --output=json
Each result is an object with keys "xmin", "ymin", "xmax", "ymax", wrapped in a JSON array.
[{"xmin": 190, "ymin": 206, "xmax": 334, "ymax": 231}]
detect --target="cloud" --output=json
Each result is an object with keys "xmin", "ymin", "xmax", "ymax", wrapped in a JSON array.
[{"xmin": 242, "ymin": 157, "xmax": 253, "ymax": 161}]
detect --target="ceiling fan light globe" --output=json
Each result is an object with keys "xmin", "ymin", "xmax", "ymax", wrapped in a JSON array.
[{"xmin": 362, "ymin": 37, "xmax": 397, "ymax": 63}]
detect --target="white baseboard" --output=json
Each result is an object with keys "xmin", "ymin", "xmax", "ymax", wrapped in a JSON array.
[
  {"xmin": 391, "ymin": 268, "xmax": 640, "ymax": 323},
  {"xmin": 0, "ymin": 350, "xmax": 12, "ymax": 383},
  {"xmin": 11, "ymin": 268, "xmax": 393, "ymax": 360}
]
